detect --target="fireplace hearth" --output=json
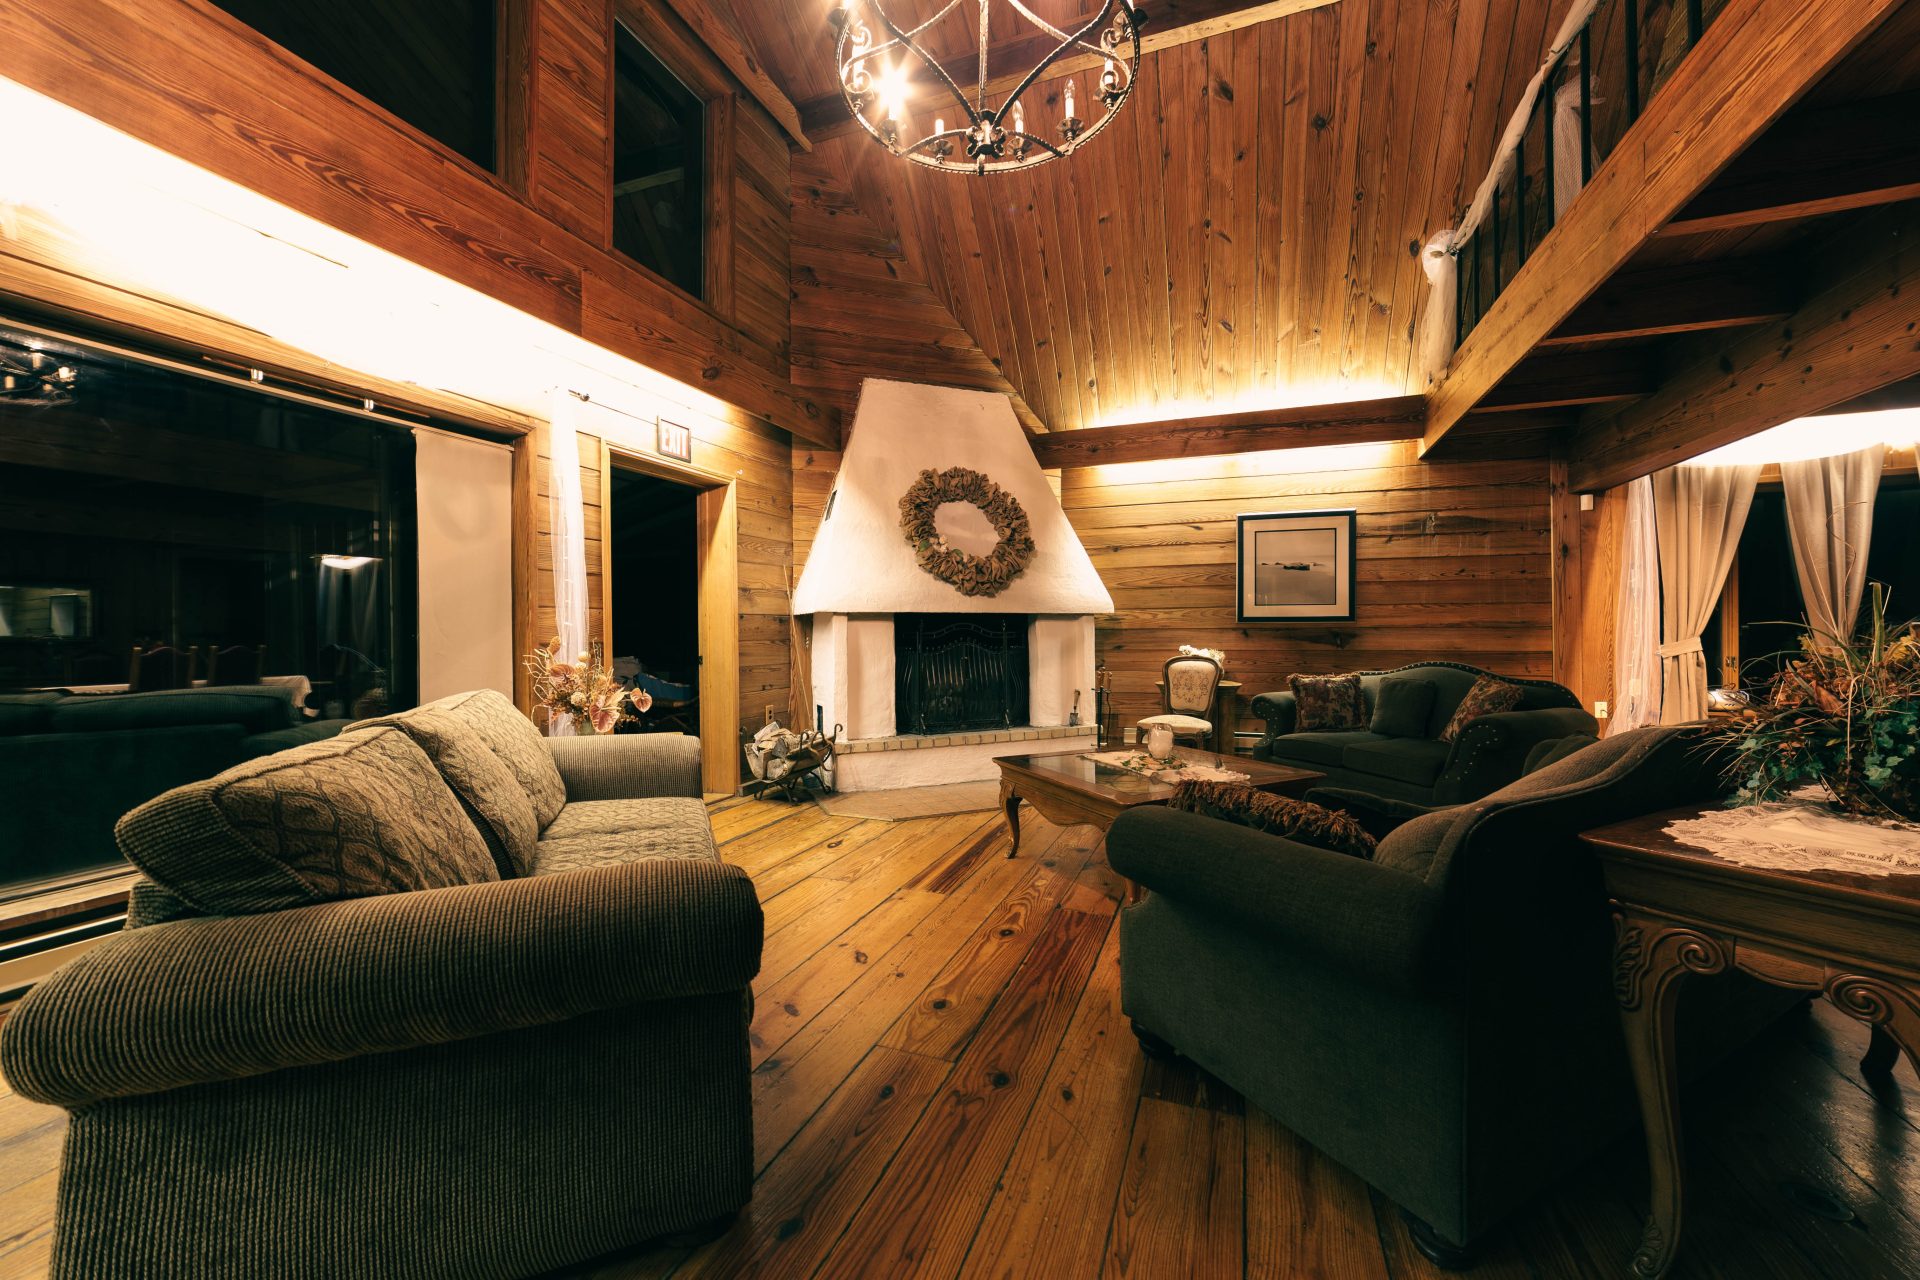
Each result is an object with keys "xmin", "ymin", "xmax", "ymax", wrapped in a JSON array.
[{"xmin": 895, "ymin": 614, "xmax": 1029, "ymax": 734}]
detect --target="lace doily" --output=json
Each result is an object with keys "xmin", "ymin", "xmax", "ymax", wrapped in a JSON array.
[{"xmin": 1664, "ymin": 791, "xmax": 1920, "ymax": 877}]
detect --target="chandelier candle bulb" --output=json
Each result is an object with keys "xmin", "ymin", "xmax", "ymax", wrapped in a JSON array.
[{"xmin": 1064, "ymin": 78, "xmax": 1076, "ymax": 118}]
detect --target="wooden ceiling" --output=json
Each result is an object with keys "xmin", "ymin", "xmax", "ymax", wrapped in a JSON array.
[{"xmin": 723, "ymin": 0, "xmax": 1572, "ymax": 433}]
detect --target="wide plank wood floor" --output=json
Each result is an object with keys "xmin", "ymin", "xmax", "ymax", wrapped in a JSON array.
[{"xmin": 2, "ymin": 799, "xmax": 1918, "ymax": 1278}]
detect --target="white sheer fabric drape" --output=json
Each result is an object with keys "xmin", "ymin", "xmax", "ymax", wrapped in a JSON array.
[
  {"xmin": 1552, "ymin": 78, "xmax": 1585, "ymax": 218},
  {"xmin": 1783, "ymin": 445, "xmax": 1885, "ymax": 647},
  {"xmin": 545, "ymin": 388, "xmax": 591, "ymax": 736},
  {"xmin": 1652, "ymin": 464, "xmax": 1760, "ymax": 724},
  {"xmin": 1612, "ymin": 476, "xmax": 1662, "ymax": 733}
]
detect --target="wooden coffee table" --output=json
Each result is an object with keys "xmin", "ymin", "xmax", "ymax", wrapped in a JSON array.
[{"xmin": 995, "ymin": 747, "xmax": 1324, "ymax": 898}]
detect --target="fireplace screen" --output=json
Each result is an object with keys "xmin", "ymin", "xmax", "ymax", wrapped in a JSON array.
[{"xmin": 895, "ymin": 614, "xmax": 1029, "ymax": 734}]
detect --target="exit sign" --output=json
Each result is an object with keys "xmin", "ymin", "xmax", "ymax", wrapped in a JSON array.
[{"xmin": 657, "ymin": 419, "xmax": 693, "ymax": 462}]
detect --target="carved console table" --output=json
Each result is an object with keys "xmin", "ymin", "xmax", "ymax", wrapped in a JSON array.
[{"xmin": 1582, "ymin": 808, "xmax": 1920, "ymax": 1280}]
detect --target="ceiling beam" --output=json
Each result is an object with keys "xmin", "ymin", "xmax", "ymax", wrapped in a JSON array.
[
  {"xmin": 1028, "ymin": 395, "xmax": 1427, "ymax": 468},
  {"xmin": 1566, "ymin": 203, "xmax": 1920, "ymax": 493},
  {"xmin": 796, "ymin": 0, "xmax": 1339, "ymax": 142},
  {"xmin": 1657, "ymin": 92, "xmax": 1920, "ymax": 238},
  {"xmin": 662, "ymin": 0, "xmax": 812, "ymax": 150},
  {"xmin": 1537, "ymin": 258, "xmax": 1796, "ymax": 347},
  {"xmin": 1475, "ymin": 349, "xmax": 1659, "ymax": 413},
  {"xmin": 1421, "ymin": 0, "xmax": 1903, "ymax": 455}
]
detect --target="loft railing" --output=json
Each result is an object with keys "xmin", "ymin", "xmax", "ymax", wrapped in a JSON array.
[{"xmin": 1454, "ymin": 0, "xmax": 1723, "ymax": 349}]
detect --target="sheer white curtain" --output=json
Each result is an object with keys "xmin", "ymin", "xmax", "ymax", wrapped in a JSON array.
[
  {"xmin": 1552, "ymin": 77, "xmax": 1585, "ymax": 219},
  {"xmin": 545, "ymin": 388, "xmax": 591, "ymax": 735},
  {"xmin": 1783, "ymin": 446, "xmax": 1884, "ymax": 647},
  {"xmin": 1652, "ymin": 464, "xmax": 1760, "ymax": 724},
  {"xmin": 1612, "ymin": 476, "xmax": 1662, "ymax": 733}
]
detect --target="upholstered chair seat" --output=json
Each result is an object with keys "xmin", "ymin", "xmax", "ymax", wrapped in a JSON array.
[{"xmin": 1138, "ymin": 712, "xmax": 1212, "ymax": 734}]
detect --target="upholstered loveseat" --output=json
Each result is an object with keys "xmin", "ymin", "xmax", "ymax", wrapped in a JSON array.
[
  {"xmin": 1251, "ymin": 662, "xmax": 1596, "ymax": 805},
  {"xmin": 1108, "ymin": 726, "xmax": 1793, "ymax": 1256},
  {"xmin": 0, "ymin": 689, "xmax": 762, "ymax": 1280}
]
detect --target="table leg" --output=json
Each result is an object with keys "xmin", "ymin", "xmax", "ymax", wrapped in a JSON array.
[
  {"xmin": 1001, "ymin": 782, "xmax": 1022, "ymax": 858},
  {"xmin": 1825, "ymin": 974, "xmax": 1920, "ymax": 1082},
  {"xmin": 1613, "ymin": 913, "xmax": 1732, "ymax": 1280}
]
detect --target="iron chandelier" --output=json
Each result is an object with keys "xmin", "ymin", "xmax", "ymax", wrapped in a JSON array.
[{"xmin": 831, "ymin": 0, "xmax": 1147, "ymax": 175}]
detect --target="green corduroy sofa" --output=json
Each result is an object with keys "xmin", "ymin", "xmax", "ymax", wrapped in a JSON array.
[
  {"xmin": 1251, "ymin": 662, "xmax": 1597, "ymax": 805},
  {"xmin": 0, "ymin": 689, "xmax": 762, "ymax": 1280},
  {"xmin": 1108, "ymin": 726, "xmax": 1794, "ymax": 1256},
  {"xmin": 0, "ymin": 685, "xmax": 347, "ymax": 889}
]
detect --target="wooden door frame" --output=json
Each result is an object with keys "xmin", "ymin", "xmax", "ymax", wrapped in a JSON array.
[{"xmin": 601, "ymin": 442, "xmax": 742, "ymax": 795}]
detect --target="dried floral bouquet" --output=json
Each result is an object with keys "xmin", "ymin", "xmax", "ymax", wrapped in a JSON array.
[{"xmin": 526, "ymin": 638, "xmax": 651, "ymax": 735}]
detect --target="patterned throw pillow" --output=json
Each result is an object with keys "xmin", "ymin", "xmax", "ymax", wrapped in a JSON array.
[
  {"xmin": 1288, "ymin": 674, "xmax": 1367, "ymax": 732},
  {"xmin": 1170, "ymin": 781, "xmax": 1377, "ymax": 860},
  {"xmin": 114, "ymin": 725, "xmax": 499, "ymax": 915},
  {"xmin": 354, "ymin": 703, "xmax": 541, "ymax": 878},
  {"xmin": 1439, "ymin": 676, "xmax": 1526, "ymax": 744},
  {"xmin": 430, "ymin": 689, "xmax": 569, "ymax": 828}
]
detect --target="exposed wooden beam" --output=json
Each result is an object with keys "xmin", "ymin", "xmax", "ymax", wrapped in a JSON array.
[
  {"xmin": 662, "ymin": 0, "xmax": 813, "ymax": 151},
  {"xmin": 1422, "ymin": 0, "xmax": 1903, "ymax": 454},
  {"xmin": 1567, "ymin": 204, "xmax": 1920, "ymax": 493},
  {"xmin": 796, "ymin": 0, "xmax": 1339, "ymax": 141},
  {"xmin": 1538, "ymin": 258, "xmax": 1796, "ymax": 347},
  {"xmin": 1028, "ymin": 395, "xmax": 1426, "ymax": 468},
  {"xmin": 1658, "ymin": 93, "xmax": 1920, "ymax": 238},
  {"xmin": 1476, "ymin": 349, "xmax": 1658, "ymax": 414}
]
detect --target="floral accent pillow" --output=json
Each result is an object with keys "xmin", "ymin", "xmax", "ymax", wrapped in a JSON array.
[
  {"xmin": 1439, "ymin": 676, "xmax": 1525, "ymax": 743},
  {"xmin": 1171, "ymin": 781, "xmax": 1376, "ymax": 860},
  {"xmin": 1288, "ymin": 674, "xmax": 1366, "ymax": 732}
]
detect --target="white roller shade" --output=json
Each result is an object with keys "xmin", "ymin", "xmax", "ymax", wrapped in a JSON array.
[{"xmin": 416, "ymin": 427, "xmax": 514, "ymax": 701}]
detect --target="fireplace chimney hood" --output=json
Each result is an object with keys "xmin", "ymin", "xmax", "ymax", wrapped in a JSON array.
[{"xmin": 792, "ymin": 379, "xmax": 1114, "ymax": 617}]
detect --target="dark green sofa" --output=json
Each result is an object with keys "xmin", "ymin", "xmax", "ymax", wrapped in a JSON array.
[
  {"xmin": 1251, "ymin": 662, "xmax": 1596, "ymax": 805},
  {"xmin": 0, "ymin": 686, "xmax": 348, "ymax": 891},
  {"xmin": 1, "ymin": 689, "xmax": 760, "ymax": 1279},
  {"xmin": 1108, "ymin": 726, "xmax": 1794, "ymax": 1255}
]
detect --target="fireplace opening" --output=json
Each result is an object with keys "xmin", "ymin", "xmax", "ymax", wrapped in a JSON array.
[{"xmin": 894, "ymin": 614, "xmax": 1030, "ymax": 735}]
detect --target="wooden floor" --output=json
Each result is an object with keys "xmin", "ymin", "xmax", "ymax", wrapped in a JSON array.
[{"xmin": 2, "ymin": 800, "xmax": 1919, "ymax": 1278}]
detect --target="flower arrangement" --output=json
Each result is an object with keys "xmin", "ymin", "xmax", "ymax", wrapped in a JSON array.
[
  {"xmin": 525, "ymin": 637, "xmax": 651, "ymax": 735},
  {"xmin": 1179, "ymin": 644, "xmax": 1227, "ymax": 667},
  {"xmin": 1710, "ymin": 585, "xmax": 1920, "ymax": 822}
]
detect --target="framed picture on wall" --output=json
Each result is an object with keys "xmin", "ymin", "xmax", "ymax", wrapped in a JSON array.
[{"xmin": 1236, "ymin": 509, "xmax": 1357, "ymax": 622}]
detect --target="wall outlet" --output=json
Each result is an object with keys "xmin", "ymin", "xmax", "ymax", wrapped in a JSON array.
[{"xmin": 1594, "ymin": 700, "xmax": 1610, "ymax": 720}]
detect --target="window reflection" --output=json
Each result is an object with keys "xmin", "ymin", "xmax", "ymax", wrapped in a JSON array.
[{"xmin": 0, "ymin": 326, "xmax": 416, "ymax": 897}]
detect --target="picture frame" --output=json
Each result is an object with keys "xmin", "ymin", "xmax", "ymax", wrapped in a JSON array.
[{"xmin": 1236, "ymin": 509, "xmax": 1357, "ymax": 623}]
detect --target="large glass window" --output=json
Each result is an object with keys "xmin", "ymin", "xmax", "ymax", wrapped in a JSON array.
[
  {"xmin": 613, "ymin": 25, "xmax": 707, "ymax": 298},
  {"xmin": 210, "ymin": 0, "xmax": 497, "ymax": 171},
  {"xmin": 0, "ymin": 325, "xmax": 417, "ymax": 897}
]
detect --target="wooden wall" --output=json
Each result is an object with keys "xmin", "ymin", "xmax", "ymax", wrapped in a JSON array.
[
  {"xmin": 0, "ymin": 0, "xmax": 827, "ymax": 442},
  {"xmin": 1065, "ymin": 441, "xmax": 1557, "ymax": 742}
]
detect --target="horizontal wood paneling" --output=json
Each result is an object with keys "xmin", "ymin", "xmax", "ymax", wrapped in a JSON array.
[
  {"xmin": 0, "ymin": 0, "xmax": 827, "ymax": 442},
  {"xmin": 1060, "ymin": 440, "xmax": 1557, "ymax": 741}
]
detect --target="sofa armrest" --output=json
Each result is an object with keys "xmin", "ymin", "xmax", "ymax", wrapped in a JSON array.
[
  {"xmin": 1248, "ymin": 691, "xmax": 1298, "ymax": 756},
  {"xmin": 546, "ymin": 732, "xmax": 703, "ymax": 800},
  {"xmin": 1303, "ymin": 786, "xmax": 1445, "ymax": 841},
  {"xmin": 1436, "ymin": 706, "xmax": 1601, "ymax": 805},
  {"xmin": 1107, "ymin": 807, "xmax": 1443, "ymax": 990},
  {"xmin": 0, "ymin": 857, "xmax": 761, "ymax": 1109}
]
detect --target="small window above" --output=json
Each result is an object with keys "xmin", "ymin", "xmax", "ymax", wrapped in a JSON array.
[
  {"xmin": 211, "ymin": 0, "xmax": 496, "ymax": 171},
  {"xmin": 613, "ymin": 25, "xmax": 707, "ymax": 300}
]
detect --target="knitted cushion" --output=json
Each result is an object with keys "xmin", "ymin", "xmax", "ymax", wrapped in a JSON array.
[
  {"xmin": 354, "ymin": 702, "xmax": 540, "ymax": 877},
  {"xmin": 1369, "ymin": 677, "xmax": 1438, "ymax": 738},
  {"xmin": 1438, "ymin": 676, "xmax": 1525, "ymax": 744},
  {"xmin": 426, "ymin": 690, "xmax": 568, "ymax": 828},
  {"xmin": 1288, "ymin": 674, "xmax": 1366, "ymax": 732},
  {"xmin": 115, "ymin": 725, "xmax": 498, "ymax": 915},
  {"xmin": 1169, "ymin": 780, "xmax": 1376, "ymax": 860}
]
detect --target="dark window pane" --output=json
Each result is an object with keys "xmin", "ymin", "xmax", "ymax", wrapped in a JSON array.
[
  {"xmin": 0, "ymin": 326, "xmax": 417, "ymax": 897},
  {"xmin": 211, "ymin": 0, "xmax": 496, "ymax": 171},
  {"xmin": 614, "ymin": 25, "xmax": 706, "ymax": 298}
]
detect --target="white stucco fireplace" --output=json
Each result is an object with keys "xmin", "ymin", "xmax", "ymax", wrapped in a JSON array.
[{"xmin": 793, "ymin": 379, "xmax": 1114, "ymax": 791}]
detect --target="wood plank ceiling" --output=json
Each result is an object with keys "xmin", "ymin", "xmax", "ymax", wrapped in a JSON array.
[{"xmin": 724, "ymin": 0, "xmax": 1569, "ymax": 434}]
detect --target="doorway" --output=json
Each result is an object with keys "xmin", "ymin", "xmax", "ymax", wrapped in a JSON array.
[{"xmin": 603, "ymin": 447, "xmax": 739, "ymax": 794}]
